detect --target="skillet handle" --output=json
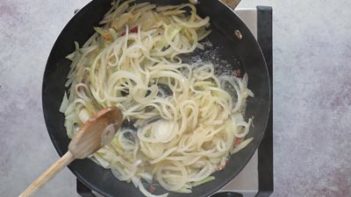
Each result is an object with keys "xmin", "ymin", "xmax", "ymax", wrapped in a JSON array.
[{"xmin": 220, "ymin": 0, "xmax": 241, "ymax": 9}]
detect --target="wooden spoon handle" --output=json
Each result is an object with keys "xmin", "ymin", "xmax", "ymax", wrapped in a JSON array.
[
  {"xmin": 221, "ymin": 0, "xmax": 241, "ymax": 9},
  {"xmin": 19, "ymin": 151, "xmax": 75, "ymax": 197}
]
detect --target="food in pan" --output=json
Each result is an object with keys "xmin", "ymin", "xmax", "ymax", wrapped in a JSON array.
[{"xmin": 60, "ymin": 1, "xmax": 253, "ymax": 196}]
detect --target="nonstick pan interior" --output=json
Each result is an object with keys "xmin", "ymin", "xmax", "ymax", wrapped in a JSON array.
[{"xmin": 42, "ymin": 0, "xmax": 271, "ymax": 196}]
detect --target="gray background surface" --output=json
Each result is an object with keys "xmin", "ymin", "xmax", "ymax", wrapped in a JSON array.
[{"xmin": 1, "ymin": 0, "xmax": 351, "ymax": 196}]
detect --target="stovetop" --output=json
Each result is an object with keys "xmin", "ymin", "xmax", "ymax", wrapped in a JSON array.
[{"xmin": 76, "ymin": 6, "xmax": 273, "ymax": 197}]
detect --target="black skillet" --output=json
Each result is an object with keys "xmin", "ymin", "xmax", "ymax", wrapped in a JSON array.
[{"xmin": 42, "ymin": 0, "xmax": 271, "ymax": 196}]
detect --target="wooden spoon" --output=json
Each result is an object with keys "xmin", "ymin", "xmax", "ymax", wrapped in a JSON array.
[
  {"xmin": 19, "ymin": 107, "xmax": 123, "ymax": 197},
  {"xmin": 220, "ymin": 0, "xmax": 241, "ymax": 9}
]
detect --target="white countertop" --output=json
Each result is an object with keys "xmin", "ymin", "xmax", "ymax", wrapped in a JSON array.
[{"xmin": 1, "ymin": 0, "xmax": 351, "ymax": 196}]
